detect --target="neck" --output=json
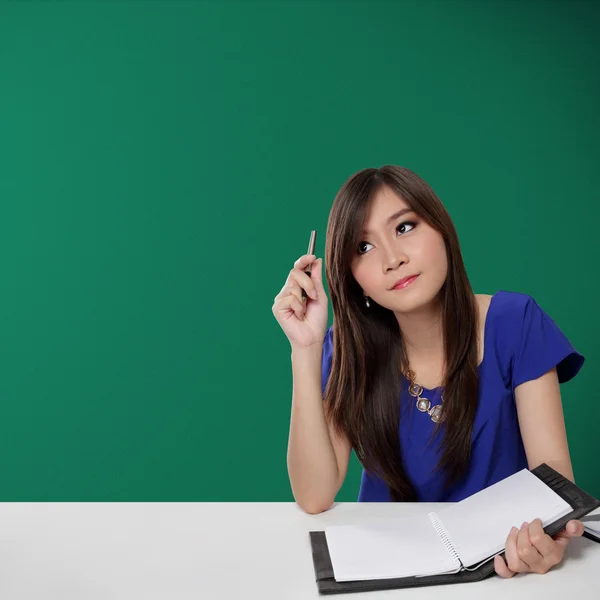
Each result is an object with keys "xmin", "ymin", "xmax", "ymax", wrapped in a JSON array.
[{"xmin": 395, "ymin": 298, "xmax": 444, "ymax": 363}]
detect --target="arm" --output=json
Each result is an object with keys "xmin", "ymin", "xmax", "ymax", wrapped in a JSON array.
[
  {"xmin": 515, "ymin": 366, "xmax": 574, "ymax": 481},
  {"xmin": 287, "ymin": 344, "xmax": 352, "ymax": 514},
  {"xmin": 494, "ymin": 367, "xmax": 584, "ymax": 578}
]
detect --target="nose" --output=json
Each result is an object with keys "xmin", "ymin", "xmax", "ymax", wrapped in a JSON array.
[{"xmin": 383, "ymin": 243, "xmax": 408, "ymax": 272}]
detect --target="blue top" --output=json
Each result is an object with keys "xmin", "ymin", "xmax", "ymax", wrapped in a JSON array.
[{"xmin": 320, "ymin": 290, "xmax": 585, "ymax": 502}]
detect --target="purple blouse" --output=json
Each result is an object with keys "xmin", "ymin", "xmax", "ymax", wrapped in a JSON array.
[{"xmin": 320, "ymin": 290, "xmax": 585, "ymax": 502}]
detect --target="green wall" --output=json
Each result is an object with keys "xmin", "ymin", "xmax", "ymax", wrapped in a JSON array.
[{"xmin": 0, "ymin": 0, "xmax": 598, "ymax": 501}]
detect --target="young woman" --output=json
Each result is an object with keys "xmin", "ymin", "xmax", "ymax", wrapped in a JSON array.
[{"xmin": 271, "ymin": 165, "xmax": 586, "ymax": 578}]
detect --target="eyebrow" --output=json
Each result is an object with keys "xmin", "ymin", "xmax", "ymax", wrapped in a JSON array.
[{"xmin": 361, "ymin": 208, "xmax": 414, "ymax": 235}]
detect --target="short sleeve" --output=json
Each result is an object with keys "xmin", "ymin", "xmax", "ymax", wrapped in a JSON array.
[
  {"xmin": 321, "ymin": 325, "xmax": 334, "ymax": 397},
  {"xmin": 512, "ymin": 295, "xmax": 584, "ymax": 388}
]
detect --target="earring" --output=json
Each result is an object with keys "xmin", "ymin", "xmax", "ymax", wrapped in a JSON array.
[{"xmin": 364, "ymin": 294, "xmax": 370, "ymax": 308}]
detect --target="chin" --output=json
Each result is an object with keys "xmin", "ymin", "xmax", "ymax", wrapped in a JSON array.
[{"xmin": 388, "ymin": 288, "xmax": 441, "ymax": 314}]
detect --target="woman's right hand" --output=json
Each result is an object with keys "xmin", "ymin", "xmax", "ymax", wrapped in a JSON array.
[{"xmin": 272, "ymin": 254, "xmax": 329, "ymax": 350}]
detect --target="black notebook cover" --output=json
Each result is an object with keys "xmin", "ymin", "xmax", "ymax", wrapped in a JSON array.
[{"xmin": 309, "ymin": 464, "xmax": 600, "ymax": 595}]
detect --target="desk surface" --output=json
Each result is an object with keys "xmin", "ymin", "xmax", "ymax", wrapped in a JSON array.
[{"xmin": 0, "ymin": 501, "xmax": 597, "ymax": 599}]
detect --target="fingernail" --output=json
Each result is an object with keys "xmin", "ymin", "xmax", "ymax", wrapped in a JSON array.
[
  {"xmin": 522, "ymin": 521, "xmax": 529, "ymax": 529},
  {"xmin": 511, "ymin": 526, "xmax": 518, "ymax": 535},
  {"xmin": 567, "ymin": 521, "xmax": 578, "ymax": 534}
]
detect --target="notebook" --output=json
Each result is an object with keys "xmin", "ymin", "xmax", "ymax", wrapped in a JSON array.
[
  {"xmin": 309, "ymin": 464, "xmax": 600, "ymax": 595},
  {"xmin": 582, "ymin": 507, "xmax": 600, "ymax": 543}
]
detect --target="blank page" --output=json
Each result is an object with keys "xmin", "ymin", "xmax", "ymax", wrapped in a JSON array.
[
  {"xmin": 437, "ymin": 469, "xmax": 572, "ymax": 568},
  {"xmin": 582, "ymin": 507, "xmax": 600, "ymax": 538},
  {"xmin": 324, "ymin": 513, "xmax": 460, "ymax": 582}
]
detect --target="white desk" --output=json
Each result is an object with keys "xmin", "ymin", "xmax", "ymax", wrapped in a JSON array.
[{"xmin": 0, "ymin": 502, "xmax": 597, "ymax": 599}]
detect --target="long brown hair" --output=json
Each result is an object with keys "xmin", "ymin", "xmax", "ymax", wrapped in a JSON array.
[{"xmin": 323, "ymin": 165, "xmax": 479, "ymax": 501}]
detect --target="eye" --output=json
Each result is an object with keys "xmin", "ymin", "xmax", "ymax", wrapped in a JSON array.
[
  {"xmin": 397, "ymin": 220, "xmax": 416, "ymax": 235},
  {"xmin": 357, "ymin": 221, "xmax": 417, "ymax": 255}
]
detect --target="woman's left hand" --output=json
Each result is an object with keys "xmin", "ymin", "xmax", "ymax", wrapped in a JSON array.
[{"xmin": 494, "ymin": 518, "xmax": 584, "ymax": 577}]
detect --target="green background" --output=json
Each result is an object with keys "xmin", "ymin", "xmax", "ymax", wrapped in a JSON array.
[{"xmin": 0, "ymin": 0, "xmax": 598, "ymax": 501}]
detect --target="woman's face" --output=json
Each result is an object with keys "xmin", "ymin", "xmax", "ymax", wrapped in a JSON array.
[{"xmin": 350, "ymin": 186, "xmax": 448, "ymax": 314}]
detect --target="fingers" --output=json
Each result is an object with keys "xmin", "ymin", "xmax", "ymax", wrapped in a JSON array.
[
  {"xmin": 293, "ymin": 254, "xmax": 316, "ymax": 271},
  {"xmin": 311, "ymin": 258, "xmax": 326, "ymax": 297},
  {"xmin": 280, "ymin": 255, "xmax": 318, "ymax": 301},
  {"xmin": 496, "ymin": 520, "xmax": 570, "ymax": 578},
  {"xmin": 504, "ymin": 525, "xmax": 530, "ymax": 574},
  {"xmin": 273, "ymin": 254, "xmax": 324, "ymax": 321},
  {"xmin": 272, "ymin": 290, "xmax": 307, "ymax": 321},
  {"xmin": 516, "ymin": 522, "xmax": 544, "ymax": 570},
  {"xmin": 302, "ymin": 258, "xmax": 326, "ymax": 302},
  {"xmin": 290, "ymin": 263, "xmax": 318, "ymax": 301},
  {"xmin": 283, "ymin": 280, "xmax": 304, "ymax": 306},
  {"xmin": 494, "ymin": 554, "xmax": 515, "ymax": 578},
  {"xmin": 528, "ymin": 519, "xmax": 559, "ymax": 567},
  {"xmin": 553, "ymin": 519, "xmax": 584, "ymax": 551},
  {"xmin": 502, "ymin": 520, "xmax": 564, "ymax": 576},
  {"xmin": 272, "ymin": 254, "xmax": 316, "ymax": 320},
  {"xmin": 565, "ymin": 519, "xmax": 584, "ymax": 538}
]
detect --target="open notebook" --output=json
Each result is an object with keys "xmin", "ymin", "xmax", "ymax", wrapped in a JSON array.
[{"xmin": 309, "ymin": 464, "xmax": 600, "ymax": 595}]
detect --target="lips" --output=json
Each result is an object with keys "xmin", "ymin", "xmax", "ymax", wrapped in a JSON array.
[{"xmin": 391, "ymin": 274, "xmax": 419, "ymax": 290}]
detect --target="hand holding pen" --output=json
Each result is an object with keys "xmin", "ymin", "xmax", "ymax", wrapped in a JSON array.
[
  {"xmin": 301, "ymin": 230, "xmax": 317, "ymax": 302},
  {"xmin": 272, "ymin": 230, "xmax": 329, "ymax": 350}
]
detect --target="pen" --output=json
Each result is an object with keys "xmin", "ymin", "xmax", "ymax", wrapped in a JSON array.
[{"xmin": 302, "ymin": 230, "xmax": 317, "ymax": 302}]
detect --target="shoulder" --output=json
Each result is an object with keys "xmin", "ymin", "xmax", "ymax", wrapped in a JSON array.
[
  {"xmin": 478, "ymin": 290, "xmax": 584, "ymax": 385},
  {"xmin": 474, "ymin": 291, "xmax": 537, "ymax": 375},
  {"xmin": 478, "ymin": 290, "xmax": 544, "ymax": 333},
  {"xmin": 474, "ymin": 293, "xmax": 493, "ymax": 320},
  {"xmin": 478, "ymin": 289, "xmax": 545, "ymax": 341},
  {"xmin": 485, "ymin": 289, "xmax": 536, "ymax": 316},
  {"xmin": 474, "ymin": 290, "xmax": 536, "ymax": 331},
  {"xmin": 474, "ymin": 293, "xmax": 493, "ymax": 306}
]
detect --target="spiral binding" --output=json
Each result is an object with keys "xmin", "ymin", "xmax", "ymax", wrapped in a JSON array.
[{"xmin": 428, "ymin": 512, "xmax": 464, "ymax": 568}]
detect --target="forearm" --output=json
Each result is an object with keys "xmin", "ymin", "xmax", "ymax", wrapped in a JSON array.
[{"xmin": 287, "ymin": 344, "xmax": 340, "ymax": 513}]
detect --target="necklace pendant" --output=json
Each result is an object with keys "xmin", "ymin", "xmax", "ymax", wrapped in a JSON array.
[
  {"xmin": 416, "ymin": 397, "xmax": 431, "ymax": 412},
  {"xmin": 405, "ymin": 368, "xmax": 444, "ymax": 422},
  {"xmin": 409, "ymin": 383, "xmax": 423, "ymax": 397},
  {"xmin": 429, "ymin": 404, "xmax": 443, "ymax": 423}
]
